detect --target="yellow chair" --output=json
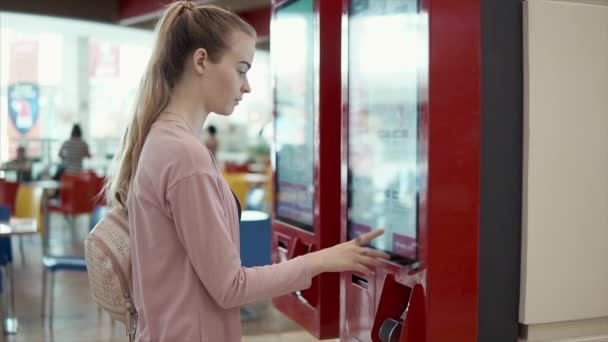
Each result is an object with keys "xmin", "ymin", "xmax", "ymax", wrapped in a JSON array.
[
  {"xmin": 15, "ymin": 184, "xmax": 44, "ymax": 264},
  {"xmin": 264, "ymin": 167, "xmax": 273, "ymax": 210},
  {"xmin": 222, "ymin": 172, "xmax": 250, "ymax": 210},
  {"xmin": 14, "ymin": 185, "xmax": 44, "ymax": 234},
  {"xmin": 13, "ymin": 185, "xmax": 44, "ymax": 264}
]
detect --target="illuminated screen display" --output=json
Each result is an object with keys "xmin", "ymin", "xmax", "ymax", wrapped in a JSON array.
[
  {"xmin": 273, "ymin": 0, "xmax": 315, "ymax": 231},
  {"xmin": 347, "ymin": 0, "xmax": 423, "ymax": 263}
]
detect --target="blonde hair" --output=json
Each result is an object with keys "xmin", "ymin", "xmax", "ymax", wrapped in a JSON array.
[{"xmin": 106, "ymin": 1, "xmax": 256, "ymax": 208}]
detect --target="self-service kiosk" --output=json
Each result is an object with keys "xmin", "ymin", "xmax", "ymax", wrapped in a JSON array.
[
  {"xmin": 271, "ymin": 0, "xmax": 521, "ymax": 340},
  {"xmin": 270, "ymin": 0, "xmax": 342, "ymax": 339},
  {"xmin": 340, "ymin": 0, "xmax": 485, "ymax": 341}
]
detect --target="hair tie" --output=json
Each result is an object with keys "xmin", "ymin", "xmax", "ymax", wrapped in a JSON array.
[{"xmin": 179, "ymin": 2, "xmax": 194, "ymax": 15}]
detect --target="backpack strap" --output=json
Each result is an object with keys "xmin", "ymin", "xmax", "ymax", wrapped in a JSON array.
[{"xmin": 126, "ymin": 300, "xmax": 137, "ymax": 341}]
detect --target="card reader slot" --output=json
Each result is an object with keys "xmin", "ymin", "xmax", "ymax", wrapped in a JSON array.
[
  {"xmin": 352, "ymin": 274, "xmax": 369, "ymax": 289},
  {"xmin": 278, "ymin": 240, "xmax": 288, "ymax": 250}
]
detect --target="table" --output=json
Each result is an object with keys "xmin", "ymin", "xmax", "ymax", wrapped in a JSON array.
[
  {"xmin": 0, "ymin": 218, "xmax": 37, "ymax": 336},
  {"xmin": 243, "ymin": 173, "xmax": 269, "ymax": 185},
  {"xmin": 0, "ymin": 218, "xmax": 39, "ymax": 236}
]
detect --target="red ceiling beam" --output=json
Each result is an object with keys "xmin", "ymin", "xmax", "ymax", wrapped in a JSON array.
[
  {"xmin": 118, "ymin": 0, "xmax": 169, "ymax": 22},
  {"xmin": 238, "ymin": 6, "xmax": 270, "ymax": 39}
]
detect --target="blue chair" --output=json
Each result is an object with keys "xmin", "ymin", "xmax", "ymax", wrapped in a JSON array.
[
  {"xmin": 0, "ymin": 206, "xmax": 13, "ymax": 266},
  {"xmin": 41, "ymin": 205, "xmax": 107, "ymax": 328},
  {"xmin": 239, "ymin": 210, "xmax": 271, "ymax": 321},
  {"xmin": 0, "ymin": 206, "xmax": 13, "ymax": 310},
  {"xmin": 239, "ymin": 210, "xmax": 271, "ymax": 268},
  {"xmin": 0, "ymin": 205, "xmax": 11, "ymax": 309}
]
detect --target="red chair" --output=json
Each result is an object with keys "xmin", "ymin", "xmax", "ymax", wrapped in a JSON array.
[
  {"xmin": 0, "ymin": 180, "xmax": 20, "ymax": 215},
  {"xmin": 224, "ymin": 162, "xmax": 250, "ymax": 173},
  {"xmin": 0, "ymin": 180, "xmax": 30, "ymax": 265},
  {"xmin": 48, "ymin": 173, "xmax": 96, "ymax": 236},
  {"xmin": 0, "ymin": 180, "xmax": 20, "ymax": 263}
]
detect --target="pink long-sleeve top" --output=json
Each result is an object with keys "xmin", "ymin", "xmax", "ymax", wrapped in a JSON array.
[{"xmin": 127, "ymin": 117, "xmax": 312, "ymax": 341}]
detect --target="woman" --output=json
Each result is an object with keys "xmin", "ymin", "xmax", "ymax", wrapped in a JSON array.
[
  {"xmin": 58, "ymin": 123, "xmax": 91, "ymax": 174},
  {"xmin": 105, "ymin": 2, "xmax": 389, "ymax": 341}
]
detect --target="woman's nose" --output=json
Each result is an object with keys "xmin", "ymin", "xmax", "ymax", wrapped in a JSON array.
[{"xmin": 242, "ymin": 79, "xmax": 251, "ymax": 93}]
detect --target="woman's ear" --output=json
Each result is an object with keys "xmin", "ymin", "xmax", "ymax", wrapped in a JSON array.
[{"xmin": 193, "ymin": 48, "xmax": 208, "ymax": 75}]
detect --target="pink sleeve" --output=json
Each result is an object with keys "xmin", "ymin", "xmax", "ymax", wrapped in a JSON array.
[{"xmin": 166, "ymin": 172, "xmax": 312, "ymax": 309}]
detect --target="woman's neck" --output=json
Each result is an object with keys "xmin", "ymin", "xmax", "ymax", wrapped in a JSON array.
[{"xmin": 163, "ymin": 82, "xmax": 209, "ymax": 136}]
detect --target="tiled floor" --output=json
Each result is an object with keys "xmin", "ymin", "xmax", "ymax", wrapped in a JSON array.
[{"xmin": 1, "ymin": 214, "xmax": 332, "ymax": 342}]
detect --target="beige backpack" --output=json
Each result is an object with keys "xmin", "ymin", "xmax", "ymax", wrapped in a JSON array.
[{"xmin": 84, "ymin": 207, "xmax": 137, "ymax": 341}]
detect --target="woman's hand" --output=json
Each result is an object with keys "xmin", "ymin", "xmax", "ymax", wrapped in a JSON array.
[{"xmin": 302, "ymin": 230, "xmax": 390, "ymax": 277}]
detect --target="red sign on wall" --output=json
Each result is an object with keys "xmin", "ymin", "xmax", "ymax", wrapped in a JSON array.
[
  {"xmin": 9, "ymin": 39, "xmax": 39, "ymax": 83},
  {"xmin": 90, "ymin": 42, "xmax": 120, "ymax": 77}
]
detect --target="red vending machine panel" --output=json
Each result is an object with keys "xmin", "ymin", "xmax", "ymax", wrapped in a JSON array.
[
  {"xmin": 271, "ymin": 0, "xmax": 342, "ymax": 339},
  {"xmin": 341, "ymin": 0, "xmax": 481, "ymax": 341}
]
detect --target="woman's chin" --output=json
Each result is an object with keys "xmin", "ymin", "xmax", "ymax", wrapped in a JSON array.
[{"xmin": 213, "ymin": 106, "xmax": 236, "ymax": 116}]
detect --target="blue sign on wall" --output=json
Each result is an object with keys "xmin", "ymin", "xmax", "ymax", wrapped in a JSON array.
[{"xmin": 8, "ymin": 82, "xmax": 40, "ymax": 135}]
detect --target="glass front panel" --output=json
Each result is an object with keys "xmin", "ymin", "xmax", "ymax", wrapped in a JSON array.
[
  {"xmin": 273, "ymin": 0, "xmax": 315, "ymax": 231},
  {"xmin": 347, "ymin": 0, "xmax": 423, "ymax": 263}
]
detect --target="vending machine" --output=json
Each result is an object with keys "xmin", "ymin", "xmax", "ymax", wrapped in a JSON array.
[
  {"xmin": 340, "ymin": 0, "xmax": 486, "ymax": 341},
  {"xmin": 270, "ymin": 0, "xmax": 343, "ymax": 339}
]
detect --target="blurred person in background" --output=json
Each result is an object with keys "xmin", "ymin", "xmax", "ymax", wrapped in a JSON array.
[
  {"xmin": 58, "ymin": 123, "xmax": 91, "ymax": 175},
  {"xmin": 204, "ymin": 124, "xmax": 219, "ymax": 158},
  {"xmin": 2, "ymin": 146, "xmax": 32, "ymax": 182}
]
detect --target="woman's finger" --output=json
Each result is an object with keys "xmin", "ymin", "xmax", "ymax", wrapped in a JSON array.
[
  {"xmin": 362, "ymin": 248, "xmax": 390, "ymax": 260},
  {"xmin": 354, "ymin": 229, "xmax": 385, "ymax": 246}
]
